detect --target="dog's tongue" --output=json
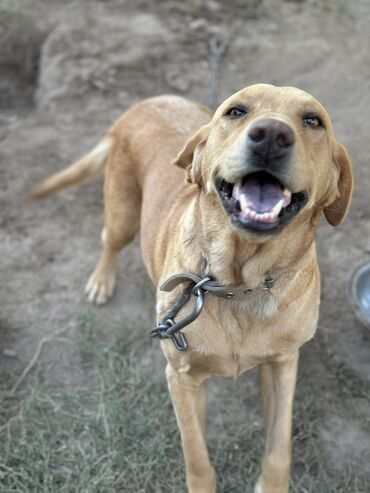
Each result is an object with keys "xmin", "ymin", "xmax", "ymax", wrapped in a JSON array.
[{"xmin": 233, "ymin": 175, "xmax": 292, "ymax": 222}]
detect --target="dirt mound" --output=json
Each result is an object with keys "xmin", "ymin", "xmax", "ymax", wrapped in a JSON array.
[{"xmin": 37, "ymin": 9, "xmax": 172, "ymax": 109}]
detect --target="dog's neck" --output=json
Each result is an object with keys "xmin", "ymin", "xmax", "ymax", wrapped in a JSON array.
[{"xmin": 183, "ymin": 190, "xmax": 321, "ymax": 289}]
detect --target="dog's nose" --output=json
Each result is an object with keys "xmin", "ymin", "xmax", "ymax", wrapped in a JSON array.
[{"xmin": 248, "ymin": 119, "xmax": 294, "ymax": 160}]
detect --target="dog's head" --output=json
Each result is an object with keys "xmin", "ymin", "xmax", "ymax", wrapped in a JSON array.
[{"xmin": 173, "ymin": 84, "xmax": 353, "ymax": 241}]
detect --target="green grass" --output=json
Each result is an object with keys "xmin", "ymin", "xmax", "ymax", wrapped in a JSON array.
[
  {"xmin": 0, "ymin": 315, "xmax": 185, "ymax": 493},
  {"xmin": 0, "ymin": 314, "xmax": 369, "ymax": 492}
]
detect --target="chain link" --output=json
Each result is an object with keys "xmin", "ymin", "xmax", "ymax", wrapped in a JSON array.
[{"xmin": 207, "ymin": 35, "xmax": 227, "ymax": 111}]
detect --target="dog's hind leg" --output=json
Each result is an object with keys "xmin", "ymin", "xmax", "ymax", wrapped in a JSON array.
[
  {"xmin": 255, "ymin": 352, "xmax": 298, "ymax": 493},
  {"xmin": 85, "ymin": 147, "xmax": 141, "ymax": 305}
]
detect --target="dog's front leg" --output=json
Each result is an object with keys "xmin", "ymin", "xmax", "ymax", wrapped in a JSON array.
[
  {"xmin": 255, "ymin": 351, "xmax": 299, "ymax": 493},
  {"xmin": 166, "ymin": 364, "xmax": 216, "ymax": 493}
]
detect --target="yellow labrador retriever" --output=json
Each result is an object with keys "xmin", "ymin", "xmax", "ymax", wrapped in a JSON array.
[{"xmin": 29, "ymin": 84, "xmax": 353, "ymax": 493}]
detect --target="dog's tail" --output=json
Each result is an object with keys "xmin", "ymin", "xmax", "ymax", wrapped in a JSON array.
[{"xmin": 26, "ymin": 135, "xmax": 114, "ymax": 201}]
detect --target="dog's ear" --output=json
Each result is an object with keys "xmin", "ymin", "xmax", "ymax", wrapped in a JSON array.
[
  {"xmin": 324, "ymin": 140, "xmax": 353, "ymax": 227},
  {"xmin": 172, "ymin": 124, "xmax": 211, "ymax": 184}
]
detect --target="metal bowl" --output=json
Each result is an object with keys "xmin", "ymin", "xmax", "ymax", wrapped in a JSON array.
[{"xmin": 349, "ymin": 263, "xmax": 370, "ymax": 328}]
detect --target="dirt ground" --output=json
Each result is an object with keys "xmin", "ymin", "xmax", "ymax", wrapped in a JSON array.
[{"xmin": 1, "ymin": 0, "xmax": 370, "ymax": 491}]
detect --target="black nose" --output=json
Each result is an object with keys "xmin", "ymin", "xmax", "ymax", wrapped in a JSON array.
[{"xmin": 248, "ymin": 119, "xmax": 294, "ymax": 160}]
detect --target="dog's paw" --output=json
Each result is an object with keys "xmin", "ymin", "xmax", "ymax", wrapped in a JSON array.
[
  {"xmin": 254, "ymin": 477, "xmax": 288, "ymax": 493},
  {"xmin": 254, "ymin": 483, "xmax": 263, "ymax": 493},
  {"xmin": 85, "ymin": 269, "xmax": 116, "ymax": 305}
]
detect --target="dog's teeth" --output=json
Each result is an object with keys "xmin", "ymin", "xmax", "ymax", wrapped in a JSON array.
[
  {"xmin": 232, "ymin": 183, "xmax": 242, "ymax": 200},
  {"xmin": 239, "ymin": 193, "xmax": 247, "ymax": 209},
  {"xmin": 270, "ymin": 200, "xmax": 283, "ymax": 215},
  {"xmin": 271, "ymin": 196, "xmax": 292, "ymax": 216},
  {"xmin": 240, "ymin": 206, "xmax": 280, "ymax": 224},
  {"xmin": 283, "ymin": 188, "xmax": 292, "ymax": 205}
]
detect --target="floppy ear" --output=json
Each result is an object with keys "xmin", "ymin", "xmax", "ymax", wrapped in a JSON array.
[
  {"xmin": 172, "ymin": 124, "xmax": 211, "ymax": 184},
  {"xmin": 324, "ymin": 141, "xmax": 353, "ymax": 227}
]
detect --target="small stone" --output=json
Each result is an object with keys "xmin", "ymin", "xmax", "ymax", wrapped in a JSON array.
[
  {"xmin": 3, "ymin": 348, "xmax": 17, "ymax": 358},
  {"xmin": 206, "ymin": 0, "xmax": 221, "ymax": 13},
  {"xmin": 190, "ymin": 18, "xmax": 208, "ymax": 31}
]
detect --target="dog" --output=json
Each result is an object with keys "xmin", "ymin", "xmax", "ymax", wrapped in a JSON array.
[{"xmin": 28, "ymin": 84, "xmax": 353, "ymax": 493}]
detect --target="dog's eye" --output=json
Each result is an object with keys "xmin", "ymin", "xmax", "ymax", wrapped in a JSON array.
[
  {"xmin": 302, "ymin": 115, "xmax": 323, "ymax": 127},
  {"xmin": 225, "ymin": 107, "xmax": 247, "ymax": 119}
]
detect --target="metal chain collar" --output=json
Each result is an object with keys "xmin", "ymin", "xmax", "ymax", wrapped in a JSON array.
[{"xmin": 151, "ymin": 273, "xmax": 275, "ymax": 352}]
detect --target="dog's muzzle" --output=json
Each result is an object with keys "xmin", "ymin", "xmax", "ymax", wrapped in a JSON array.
[{"xmin": 215, "ymin": 119, "xmax": 308, "ymax": 234}]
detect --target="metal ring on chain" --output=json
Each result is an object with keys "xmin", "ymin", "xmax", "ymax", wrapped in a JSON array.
[{"xmin": 191, "ymin": 276, "xmax": 212, "ymax": 296}]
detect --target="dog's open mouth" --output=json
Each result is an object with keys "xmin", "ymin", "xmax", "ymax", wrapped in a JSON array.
[{"xmin": 216, "ymin": 171, "xmax": 308, "ymax": 233}]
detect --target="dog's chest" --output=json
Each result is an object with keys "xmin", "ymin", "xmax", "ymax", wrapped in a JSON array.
[
  {"xmin": 201, "ymin": 295, "xmax": 281, "ymax": 371},
  {"xmin": 167, "ymin": 288, "xmax": 318, "ymax": 379}
]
